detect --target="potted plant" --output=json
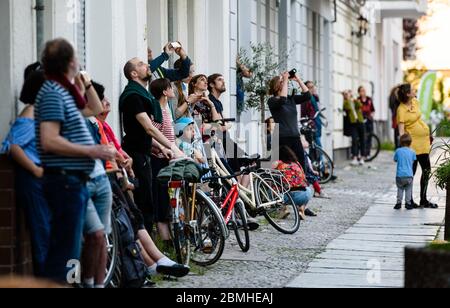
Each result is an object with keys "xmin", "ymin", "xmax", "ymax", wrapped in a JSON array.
[
  {"xmin": 404, "ymin": 137, "xmax": 450, "ymax": 288},
  {"xmin": 405, "ymin": 241, "xmax": 450, "ymax": 288}
]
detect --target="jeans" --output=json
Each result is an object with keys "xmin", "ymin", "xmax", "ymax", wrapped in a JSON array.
[
  {"xmin": 285, "ymin": 187, "xmax": 313, "ymax": 207},
  {"xmin": 351, "ymin": 123, "xmax": 366, "ymax": 158},
  {"xmin": 84, "ymin": 174, "xmax": 113, "ymax": 235},
  {"xmin": 396, "ymin": 177, "xmax": 413, "ymax": 205},
  {"xmin": 128, "ymin": 152, "xmax": 154, "ymax": 233},
  {"xmin": 42, "ymin": 174, "xmax": 89, "ymax": 283},
  {"xmin": 364, "ymin": 119, "xmax": 374, "ymax": 157},
  {"xmin": 15, "ymin": 166, "xmax": 51, "ymax": 277}
]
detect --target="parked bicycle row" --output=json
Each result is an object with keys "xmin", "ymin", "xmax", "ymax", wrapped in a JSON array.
[{"xmin": 2, "ymin": 38, "xmax": 339, "ymax": 288}]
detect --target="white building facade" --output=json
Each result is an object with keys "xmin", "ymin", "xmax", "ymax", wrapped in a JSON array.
[{"xmin": 0, "ymin": 0, "xmax": 427, "ymax": 160}]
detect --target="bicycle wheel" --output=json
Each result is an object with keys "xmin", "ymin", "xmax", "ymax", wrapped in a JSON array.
[
  {"xmin": 255, "ymin": 176, "xmax": 300, "ymax": 235},
  {"xmin": 365, "ymin": 134, "xmax": 381, "ymax": 162},
  {"xmin": 232, "ymin": 200, "xmax": 250, "ymax": 253},
  {"xmin": 190, "ymin": 191, "xmax": 226, "ymax": 267},
  {"xmin": 105, "ymin": 209, "xmax": 122, "ymax": 288},
  {"xmin": 310, "ymin": 147, "xmax": 334, "ymax": 184},
  {"xmin": 170, "ymin": 188, "xmax": 191, "ymax": 266}
]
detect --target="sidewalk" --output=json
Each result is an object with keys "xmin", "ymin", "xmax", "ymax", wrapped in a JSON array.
[{"xmin": 287, "ymin": 158, "xmax": 446, "ymax": 288}]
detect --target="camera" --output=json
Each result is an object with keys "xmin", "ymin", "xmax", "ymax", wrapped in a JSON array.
[{"xmin": 288, "ymin": 69, "xmax": 297, "ymax": 79}]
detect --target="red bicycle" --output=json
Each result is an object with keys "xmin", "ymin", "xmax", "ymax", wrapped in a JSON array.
[{"xmin": 204, "ymin": 171, "xmax": 251, "ymax": 253}]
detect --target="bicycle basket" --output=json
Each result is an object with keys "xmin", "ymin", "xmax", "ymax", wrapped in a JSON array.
[{"xmin": 256, "ymin": 169, "xmax": 291, "ymax": 194}]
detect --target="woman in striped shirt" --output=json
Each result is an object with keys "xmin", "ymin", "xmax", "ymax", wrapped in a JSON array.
[{"xmin": 150, "ymin": 78, "xmax": 178, "ymax": 243}]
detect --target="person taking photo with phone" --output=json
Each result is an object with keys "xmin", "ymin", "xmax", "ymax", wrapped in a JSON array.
[{"xmin": 148, "ymin": 42, "xmax": 192, "ymax": 82}]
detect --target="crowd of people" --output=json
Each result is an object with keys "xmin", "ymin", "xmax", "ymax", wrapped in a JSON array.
[
  {"xmin": 0, "ymin": 37, "xmax": 322, "ymax": 287},
  {"xmin": 342, "ymin": 83, "xmax": 438, "ymax": 211},
  {"xmin": 4, "ymin": 36, "xmax": 436, "ymax": 288},
  {"xmin": 342, "ymin": 86, "xmax": 375, "ymax": 166}
]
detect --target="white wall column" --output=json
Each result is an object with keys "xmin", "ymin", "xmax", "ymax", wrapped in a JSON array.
[
  {"xmin": 86, "ymin": 0, "xmax": 146, "ymax": 137},
  {"xmin": 0, "ymin": 0, "xmax": 36, "ymax": 141},
  {"xmin": 147, "ymin": 0, "xmax": 169, "ymax": 55},
  {"xmin": 207, "ymin": 0, "xmax": 231, "ymax": 117}
]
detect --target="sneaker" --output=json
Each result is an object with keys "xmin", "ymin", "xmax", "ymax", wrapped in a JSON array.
[
  {"xmin": 421, "ymin": 201, "xmax": 439, "ymax": 209},
  {"xmin": 405, "ymin": 203, "xmax": 414, "ymax": 210},
  {"xmin": 359, "ymin": 159, "xmax": 365, "ymax": 166},
  {"xmin": 351, "ymin": 158, "xmax": 359, "ymax": 166},
  {"xmin": 247, "ymin": 218, "xmax": 260, "ymax": 231},
  {"xmin": 305, "ymin": 208, "xmax": 317, "ymax": 217},
  {"xmin": 394, "ymin": 204, "xmax": 402, "ymax": 210},
  {"xmin": 156, "ymin": 264, "xmax": 190, "ymax": 278}
]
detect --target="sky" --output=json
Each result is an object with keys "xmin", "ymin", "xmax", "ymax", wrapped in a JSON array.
[{"xmin": 416, "ymin": 0, "xmax": 450, "ymax": 70}]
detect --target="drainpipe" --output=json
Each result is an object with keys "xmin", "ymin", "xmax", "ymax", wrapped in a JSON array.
[{"xmin": 332, "ymin": 0, "xmax": 337, "ymax": 23}]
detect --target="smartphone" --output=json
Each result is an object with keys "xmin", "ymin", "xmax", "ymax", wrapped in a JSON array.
[{"xmin": 171, "ymin": 42, "xmax": 182, "ymax": 49}]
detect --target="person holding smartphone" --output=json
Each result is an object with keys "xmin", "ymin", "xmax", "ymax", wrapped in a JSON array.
[
  {"xmin": 268, "ymin": 71, "xmax": 311, "ymax": 171},
  {"xmin": 148, "ymin": 42, "xmax": 192, "ymax": 82}
]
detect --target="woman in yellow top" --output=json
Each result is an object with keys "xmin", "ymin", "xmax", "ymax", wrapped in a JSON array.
[{"xmin": 397, "ymin": 83, "xmax": 437, "ymax": 209}]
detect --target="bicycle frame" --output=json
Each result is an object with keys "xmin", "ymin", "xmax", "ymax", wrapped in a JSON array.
[
  {"xmin": 219, "ymin": 184, "xmax": 240, "ymax": 224},
  {"xmin": 168, "ymin": 179, "xmax": 229, "ymax": 240},
  {"xmin": 209, "ymin": 148, "xmax": 286, "ymax": 211}
]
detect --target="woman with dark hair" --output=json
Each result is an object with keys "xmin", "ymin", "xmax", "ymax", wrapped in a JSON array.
[
  {"xmin": 188, "ymin": 74, "xmax": 222, "ymax": 123},
  {"xmin": 397, "ymin": 83, "xmax": 437, "ymax": 209},
  {"xmin": 273, "ymin": 146, "xmax": 314, "ymax": 220},
  {"xmin": 357, "ymin": 86, "xmax": 375, "ymax": 157},
  {"xmin": 389, "ymin": 85, "xmax": 401, "ymax": 149},
  {"xmin": 1, "ymin": 63, "xmax": 49, "ymax": 276},
  {"xmin": 149, "ymin": 78, "xmax": 178, "ymax": 243},
  {"xmin": 268, "ymin": 71, "xmax": 311, "ymax": 171}
]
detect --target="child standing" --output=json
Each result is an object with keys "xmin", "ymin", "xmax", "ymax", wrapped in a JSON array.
[{"xmin": 394, "ymin": 133, "xmax": 417, "ymax": 210}]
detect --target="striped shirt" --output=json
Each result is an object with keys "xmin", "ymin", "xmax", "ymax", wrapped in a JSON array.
[
  {"xmin": 152, "ymin": 104, "xmax": 175, "ymax": 159},
  {"xmin": 35, "ymin": 80, "xmax": 95, "ymax": 172}
]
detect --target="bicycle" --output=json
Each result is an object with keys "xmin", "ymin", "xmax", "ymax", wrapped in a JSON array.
[
  {"xmin": 363, "ymin": 120, "xmax": 381, "ymax": 162},
  {"xmin": 167, "ymin": 159, "xmax": 228, "ymax": 267},
  {"xmin": 208, "ymin": 146, "xmax": 300, "ymax": 235},
  {"xmin": 300, "ymin": 108, "xmax": 335, "ymax": 184},
  {"xmin": 203, "ymin": 171, "xmax": 251, "ymax": 253}
]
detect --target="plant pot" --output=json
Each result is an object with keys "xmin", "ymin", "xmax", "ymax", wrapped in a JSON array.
[{"xmin": 405, "ymin": 247, "xmax": 450, "ymax": 288}]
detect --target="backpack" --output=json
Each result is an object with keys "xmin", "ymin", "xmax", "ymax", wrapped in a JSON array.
[
  {"xmin": 115, "ymin": 204, "xmax": 147, "ymax": 288},
  {"xmin": 157, "ymin": 158, "xmax": 208, "ymax": 184}
]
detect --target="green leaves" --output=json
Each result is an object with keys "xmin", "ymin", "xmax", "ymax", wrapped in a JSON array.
[{"xmin": 238, "ymin": 43, "xmax": 283, "ymax": 113}]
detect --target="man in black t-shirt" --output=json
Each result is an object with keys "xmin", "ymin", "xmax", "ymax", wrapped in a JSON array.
[{"xmin": 119, "ymin": 57, "xmax": 183, "ymax": 233}]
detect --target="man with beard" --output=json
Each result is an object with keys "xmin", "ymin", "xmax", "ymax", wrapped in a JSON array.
[
  {"xmin": 207, "ymin": 74, "xmax": 259, "ymax": 231},
  {"xmin": 119, "ymin": 57, "xmax": 184, "ymax": 233}
]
